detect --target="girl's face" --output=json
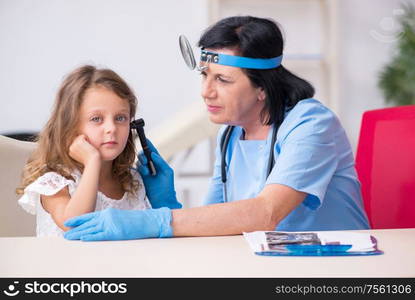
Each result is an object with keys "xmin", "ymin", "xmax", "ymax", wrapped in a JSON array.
[
  {"xmin": 78, "ymin": 86, "xmax": 131, "ymax": 161},
  {"xmin": 200, "ymin": 48, "xmax": 266, "ymax": 127}
]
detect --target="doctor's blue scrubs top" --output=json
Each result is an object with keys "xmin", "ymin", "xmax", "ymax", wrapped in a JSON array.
[{"xmin": 205, "ymin": 98, "xmax": 370, "ymax": 231}]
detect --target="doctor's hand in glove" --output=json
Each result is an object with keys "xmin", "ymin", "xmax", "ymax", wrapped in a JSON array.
[
  {"xmin": 63, "ymin": 207, "xmax": 173, "ymax": 241},
  {"xmin": 136, "ymin": 139, "xmax": 182, "ymax": 209}
]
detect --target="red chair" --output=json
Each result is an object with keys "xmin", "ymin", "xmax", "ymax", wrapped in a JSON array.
[{"xmin": 355, "ymin": 105, "xmax": 415, "ymax": 229}]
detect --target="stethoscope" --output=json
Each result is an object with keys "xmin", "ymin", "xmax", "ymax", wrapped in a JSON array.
[
  {"xmin": 219, "ymin": 125, "xmax": 278, "ymax": 202},
  {"xmin": 179, "ymin": 35, "xmax": 282, "ymax": 202}
]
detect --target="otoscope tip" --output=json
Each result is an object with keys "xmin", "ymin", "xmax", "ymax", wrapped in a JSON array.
[{"xmin": 131, "ymin": 118, "xmax": 145, "ymax": 129}]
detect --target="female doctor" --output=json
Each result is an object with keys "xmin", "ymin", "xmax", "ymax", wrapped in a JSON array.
[{"xmin": 64, "ymin": 16, "xmax": 369, "ymax": 241}]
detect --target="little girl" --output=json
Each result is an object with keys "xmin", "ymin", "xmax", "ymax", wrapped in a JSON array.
[{"xmin": 16, "ymin": 65, "xmax": 150, "ymax": 237}]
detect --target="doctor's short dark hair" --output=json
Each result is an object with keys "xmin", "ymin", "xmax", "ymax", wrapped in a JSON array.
[{"xmin": 198, "ymin": 15, "xmax": 315, "ymax": 126}]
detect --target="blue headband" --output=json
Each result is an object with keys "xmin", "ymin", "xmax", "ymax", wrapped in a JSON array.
[{"xmin": 200, "ymin": 50, "xmax": 282, "ymax": 69}]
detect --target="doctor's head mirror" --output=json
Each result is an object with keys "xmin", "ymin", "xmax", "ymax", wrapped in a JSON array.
[
  {"xmin": 179, "ymin": 34, "xmax": 282, "ymax": 73},
  {"xmin": 179, "ymin": 35, "xmax": 209, "ymax": 72},
  {"xmin": 179, "ymin": 35, "xmax": 197, "ymax": 70}
]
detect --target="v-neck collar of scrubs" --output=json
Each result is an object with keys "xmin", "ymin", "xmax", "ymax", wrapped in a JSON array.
[{"xmin": 226, "ymin": 126, "xmax": 274, "ymax": 201}]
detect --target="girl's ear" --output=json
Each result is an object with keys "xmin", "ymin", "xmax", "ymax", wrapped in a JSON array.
[{"xmin": 258, "ymin": 88, "xmax": 266, "ymax": 102}]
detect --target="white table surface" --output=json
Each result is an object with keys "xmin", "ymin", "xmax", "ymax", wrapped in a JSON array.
[{"xmin": 1, "ymin": 229, "xmax": 414, "ymax": 277}]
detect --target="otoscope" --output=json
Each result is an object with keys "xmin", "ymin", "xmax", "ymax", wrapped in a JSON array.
[{"xmin": 130, "ymin": 118, "xmax": 157, "ymax": 176}]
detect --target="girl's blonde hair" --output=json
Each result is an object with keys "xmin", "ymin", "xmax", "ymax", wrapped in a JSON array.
[{"xmin": 16, "ymin": 65, "xmax": 139, "ymax": 195}]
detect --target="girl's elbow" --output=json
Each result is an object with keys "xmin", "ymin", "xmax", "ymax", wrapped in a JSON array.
[{"xmin": 57, "ymin": 214, "xmax": 75, "ymax": 232}]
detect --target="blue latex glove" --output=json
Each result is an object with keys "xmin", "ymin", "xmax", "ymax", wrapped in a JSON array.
[
  {"xmin": 137, "ymin": 139, "xmax": 182, "ymax": 209},
  {"xmin": 63, "ymin": 207, "xmax": 173, "ymax": 241}
]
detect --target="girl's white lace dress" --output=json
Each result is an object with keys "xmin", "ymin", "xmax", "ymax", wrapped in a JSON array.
[{"xmin": 18, "ymin": 169, "xmax": 150, "ymax": 237}]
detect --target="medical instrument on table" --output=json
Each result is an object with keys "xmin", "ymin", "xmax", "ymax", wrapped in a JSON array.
[
  {"xmin": 131, "ymin": 118, "xmax": 156, "ymax": 176},
  {"xmin": 179, "ymin": 34, "xmax": 282, "ymax": 202}
]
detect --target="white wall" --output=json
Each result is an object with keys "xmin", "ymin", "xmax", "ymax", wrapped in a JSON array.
[
  {"xmin": 337, "ymin": 0, "xmax": 414, "ymax": 150},
  {"xmin": 0, "ymin": 0, "xmax": 208, "ymax": 134}
]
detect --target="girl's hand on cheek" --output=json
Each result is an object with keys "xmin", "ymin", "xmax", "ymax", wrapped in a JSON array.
[{"xmin": 69, "ymin": 135, "xmax": 101, "ymax": 166}]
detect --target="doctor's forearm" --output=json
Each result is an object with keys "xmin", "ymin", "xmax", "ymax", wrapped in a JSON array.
[{"xmin": 170, "ymin": 197, "xmax": 278, "ymax": 236}]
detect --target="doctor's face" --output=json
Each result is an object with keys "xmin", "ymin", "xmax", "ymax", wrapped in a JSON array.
[{"xmin": 200, "ymin": 48, "xmax": 265, "ymax": 127}]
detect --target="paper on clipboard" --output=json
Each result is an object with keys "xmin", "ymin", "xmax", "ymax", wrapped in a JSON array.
[{"xmin": 243, "ymin": 231, "xmax": 383, "ymax": 256}]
